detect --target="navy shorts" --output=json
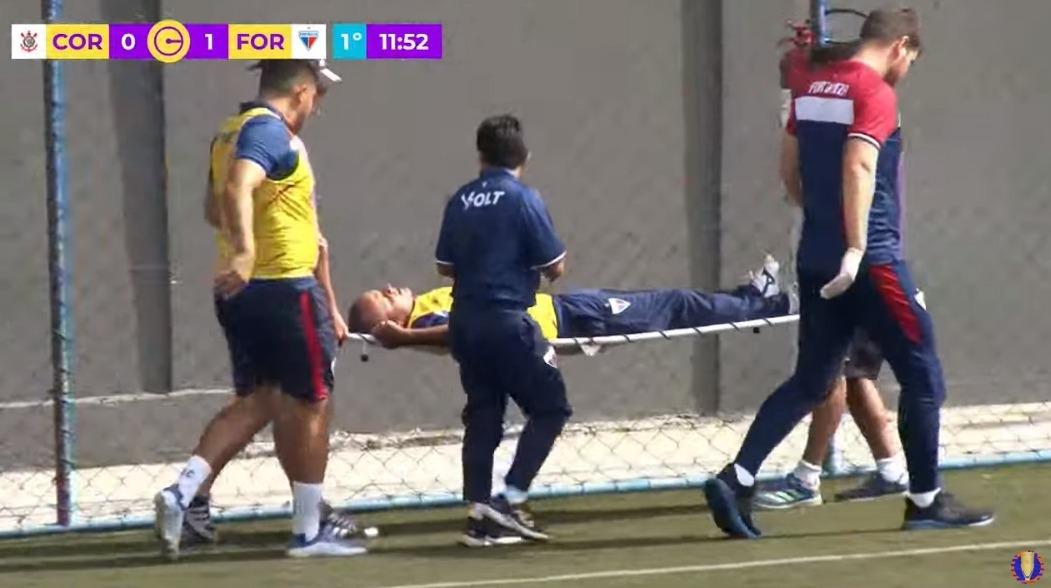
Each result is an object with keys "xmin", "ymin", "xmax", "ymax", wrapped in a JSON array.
[
  {"xmin": 449, "ymin": 307, "xmax": 571, "ymax": 422},
  {"xmin": 214, "ymin": 277, "xmax": 336, "ymax": 401},
  {"xmin": 844, "ymin": 328, "xmax": 884, "ymax": 380}
]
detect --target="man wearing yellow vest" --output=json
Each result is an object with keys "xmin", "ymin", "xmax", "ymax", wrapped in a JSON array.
[{"xmin": 154, "ymin": 60, "xmax": 363, "ymax": 559}]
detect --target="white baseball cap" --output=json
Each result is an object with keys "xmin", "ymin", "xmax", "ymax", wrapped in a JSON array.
[{"xmin": 311, "ymin": 59, "xmax": 342, "ymax": 85}]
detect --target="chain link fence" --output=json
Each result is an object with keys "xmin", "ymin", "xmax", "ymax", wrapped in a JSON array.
[{"xmin": 2, "ymin": 0, "xmax": 1050, "ymax": 536}]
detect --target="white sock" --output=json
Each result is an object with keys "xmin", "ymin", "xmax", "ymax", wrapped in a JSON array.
[
  {"xmin": 733, "ymin": 463, "xmax": 755, "ymax": 487},
  {"xmin": 793, "ymin": 460, "xmax": 823, "ymax": 489},
  {"xmin": 292, "ymin": 482, "xmax": 324, "ymax": 540},
  {"xmin": 175, "ymin": 456, "xmax": 212, "ymax": 509},
  {"xmin": 468, "ymin": 502, "xmax": 487, "ymax": 519},
  {"xmin": 909, "ymin": 487, "xmax": 941, "ymax": 508},
  {"xmin": 876, "ymin": 456, "xmax": 908, "ymax": 484},
  {"xmin": 503, "ymin": 485, "xmax": 528, "ymax": 505}
]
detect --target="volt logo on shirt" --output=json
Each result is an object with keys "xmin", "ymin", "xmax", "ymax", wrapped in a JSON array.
[{"xmin": 460, "ymin": 190, "xmax": 505, "ymax": 209}]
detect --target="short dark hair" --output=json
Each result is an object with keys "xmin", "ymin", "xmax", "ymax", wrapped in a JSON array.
[
  {"xmin": 809, "ymin": 6, "xmax": 921, "ymax": 67},
  {"xmin": 250, "ymin": 60, "xmax": 321, "ymax": 95},
  {"xmin": 476, "ymin": 114, "xmax": 528, "ymax": 169},
  {"xmin": 347, "ymin": 296, "xmax": 383, "ymax": 333},
  {"xmin": 861, "ymin": 6, "xmax": 922, "ymax": 54}
]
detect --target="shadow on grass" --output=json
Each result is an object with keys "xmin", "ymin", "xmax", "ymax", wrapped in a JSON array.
[
  {"xmin": 0, "ymin": 502, "xmax": 709, "ymax": 561},
  {"xmin": 0, "ymin": 547, "xmax": 286, "ymax": 575},
  {"xmin": 0, "ymin": 524, "xmax": 899, "ymax": 575},
  {"xmin": 0, "ymin": 532, "xmax": 727, "ymax": 575}
]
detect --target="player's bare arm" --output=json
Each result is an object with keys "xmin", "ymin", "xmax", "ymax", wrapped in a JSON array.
[
  {"xmin": 842, "ymin": 138, "xmax": 879, "ymax": 252},
  {"xmin": 819, "ymin": 139, "xmax": 879, "ymax": 299},
  {"xmin": 315, "ymin": 234, "xmax": 349, "ymax": 343},
  {"xmin": 436, "ymin": 262, "xmax": 454, "ymax": 278},
  {"xmin": 214, "ymin": 158, "xmax": 265, "ymax": 298},
  {"xmin": 539, "ymin": 255, "xmax": 566, "ymax": 282},
  {"xmin": 372, "ymin": 321, "xmax": 449, "ymax": 349},
  {"xmin": 780, "ymin": 134, "xmax": 803, "ymax": 207}
]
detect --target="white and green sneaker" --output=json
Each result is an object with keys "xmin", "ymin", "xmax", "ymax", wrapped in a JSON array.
[{"xmin": 754, "ymin": 473, "xmax": 823, "ymax": 510}]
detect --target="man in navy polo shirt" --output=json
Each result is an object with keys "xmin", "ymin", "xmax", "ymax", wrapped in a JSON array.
[
  {"xmin": 435, "ymin": 114, "xmax": 569, "ymax": 547},
  {"xmin": 703, "ymin": 7, "xmax": 994, "ymax": 538}
]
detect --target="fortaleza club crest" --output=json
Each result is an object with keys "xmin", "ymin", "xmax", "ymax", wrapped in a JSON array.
[
  {"xmin": 298, "ymin": 29, "xmax": 319, "ymax": 50},
  {"xmin": 20, "ymin": 30, "xmax": 38, "ymax": 53},
  {"xmin": 1012, "ymin": 550, "xmax": 1046, "ymax": 585}
]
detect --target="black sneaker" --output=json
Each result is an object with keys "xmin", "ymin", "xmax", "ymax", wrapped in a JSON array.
[
  {"xmin": 459, "ymin": 515, "xmax": 526, "ymax": 548},
  {"xmin": 834, "ymin": 473, "xmax": 908, "ymax": 503},
  {"xmin": 320, "ymin": 501, "xmax": 361, "ymax": 538},
  {"xmin": 703, "ymin": 465, "xmax": 762, "ymax": 539},
  {"xmin": 180, "ymin": 496, "xmax": 218, "ymax": 547},
  {"xmin": 902, "ymin": 491, "xmax": 995, "ymax": 530},
  {"xmin": 485, "ymin": 495, "xmax": 550, "ymax": 542}
]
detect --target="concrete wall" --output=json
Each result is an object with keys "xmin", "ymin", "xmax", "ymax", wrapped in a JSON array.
[
  {"xmin": 718, "ymin": 0, "xmax": 1051, "ymax": 411},
  {"xmin": 1, "ymin": 0, "xmax": 1049, "ymax": 467},
  {"xmin": 164, "ymin": 0, "xmax": 711, "ymax": 436}
]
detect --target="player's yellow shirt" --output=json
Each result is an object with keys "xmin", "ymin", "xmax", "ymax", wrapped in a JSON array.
[
  {"xmin": 407, "ymin": 287, "xmax": 559, "ymax": 340},
  {"xmin": 209, "ymin": 106, "xmax": 318, "ymax": 279}
]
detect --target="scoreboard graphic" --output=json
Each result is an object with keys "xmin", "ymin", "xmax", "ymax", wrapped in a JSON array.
[{"xmin": 11, "ymin": 20, "xmax": 442, "ymax": 61}]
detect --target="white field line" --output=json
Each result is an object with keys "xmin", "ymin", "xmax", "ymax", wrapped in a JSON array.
[{"xmin": 372, "ymin": 538, "xmax": 1051, "ymax": 588}]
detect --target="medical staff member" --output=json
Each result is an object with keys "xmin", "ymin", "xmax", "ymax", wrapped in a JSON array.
[{"xmin": 434, "ymin": 114, "xmax": 569, "ymax": 547}]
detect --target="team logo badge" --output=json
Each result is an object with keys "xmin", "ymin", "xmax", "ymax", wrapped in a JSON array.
[
  {"xmin": 20, "ymin": 30, "xmax": 38, "ymax": 52},
  {"xmin": 608, "ymin": 298, "xmax": 631, "ymax": 315},
  {"xmin": 1012, "ymin": 550, "xmax": 1046, "ymax": 584},
  {"xmin": 299, "ymin": 30, "xmax": 319, "ymax": 50}
]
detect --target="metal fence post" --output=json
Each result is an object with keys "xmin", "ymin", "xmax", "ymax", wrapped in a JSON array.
[
  {"xmin": 811, "ymin": 0, "xmax": 830, "ymax": 47},
  {"xmin": 43, "ymin": 0, "xmax": 76, "ymax": 527}
]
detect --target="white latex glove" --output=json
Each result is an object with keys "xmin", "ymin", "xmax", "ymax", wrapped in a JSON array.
[{"xmin": 820, "ymin": 247, "xmax": 864, "ymax": 299}]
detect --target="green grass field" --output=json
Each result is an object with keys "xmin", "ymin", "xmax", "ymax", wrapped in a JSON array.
[{"xmin": 2, "ymin": 465, "xmax": 1048, "ymax": 588}]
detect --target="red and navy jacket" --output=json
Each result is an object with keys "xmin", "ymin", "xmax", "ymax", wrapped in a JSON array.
[{"xmin": 786, "ymin": 60, "xmax": 906, "ymax": 275}]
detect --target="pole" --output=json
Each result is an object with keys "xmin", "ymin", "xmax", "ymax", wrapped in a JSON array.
[
  {"xmin": 810, "ymin": 0, "xmax": 830, "ymax": 47},
  {"xmin": 43, "ymin": 0, "xmax": 76, "ymax": 527}
]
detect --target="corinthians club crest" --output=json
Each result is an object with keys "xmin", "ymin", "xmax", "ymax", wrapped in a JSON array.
[{"xmin": 20, "ymin": 30, "xmax": 38, "ymax": 53}]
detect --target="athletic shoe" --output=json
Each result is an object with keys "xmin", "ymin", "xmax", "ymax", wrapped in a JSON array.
[
  {"xmin": 181, "ymin": 496, "xmax": 218, "ymax": 546},
  {"xmin": 902, "ymin": 491, "xmax": 995, "ymax": 530},
  {"xmin": 320, "ymin": 500, "xmax": 376, "ymax": 540},
  {"xmin": 154, "ymin": 485, "xmax": 187, "ymax": 560},
  {"xmin": 485, "ymin": 495, "xmax": 550, "ymax": 542},
  {"xmin": 703, "ymin": 465, "xmax": 762, "ymax": 539},
  {"xmin": 754, "ymin": 473, "xmax": 823, "ymax": 510},
  {"xmin": 833, "ymin": 473, "xmax": 908, "ymax": 503},
  {"xmin": 287, "ymin": 520, "xmax": 369, "ymax": 558},
  {"xmin": 750, "ymin": 254, "xmax": 781, "ymax": 298},
  {"xmin": 459, "ymin": 515, "xmax": 527, "ymax": 548}
]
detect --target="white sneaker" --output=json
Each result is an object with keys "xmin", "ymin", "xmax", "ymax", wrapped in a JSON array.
[
  {"xmin": 154, "ymin": 486, "xmax": 186, "ymax": 561},
  {"xmin": 750, "ymin": 254, "xmax": 781, "ymax": 297},
  {"xmin": 287, "ymin": 521, "xmax": 369, "ymax": 558}
]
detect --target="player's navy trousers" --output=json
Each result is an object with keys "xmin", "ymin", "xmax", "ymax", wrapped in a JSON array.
[
  {"xmin": 735, "ymin": 259, "xmax": 945, "ymax": 493},
  {"xmin": 554, "ymin": 286, "xmax": 790, "ymax": 338},
  {"xmin": 449, "ymin": 306, "xmax": 572, "ymax": 503}
]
